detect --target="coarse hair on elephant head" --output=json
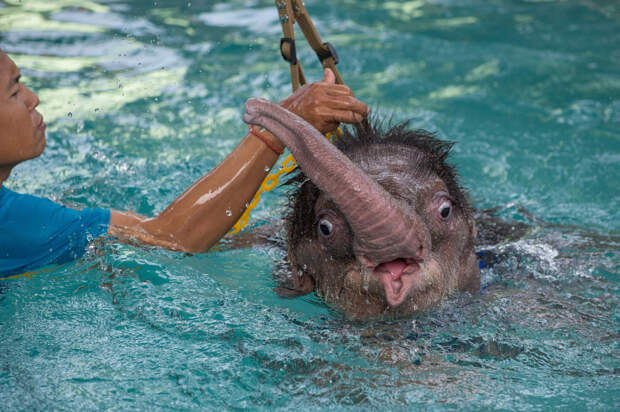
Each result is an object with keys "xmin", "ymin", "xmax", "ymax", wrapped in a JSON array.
[{"xmin": 282, "ymin": 120, "xmax": 479, "ymax": 319}]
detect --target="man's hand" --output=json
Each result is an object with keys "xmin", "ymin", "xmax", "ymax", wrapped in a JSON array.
[
  {"xmin": 108, "ymin": 69, "xmax": 369, "ymax": 254},
  {"xmin": 279, "ymin": 68, "xmax": 369, "ymax": 134}
]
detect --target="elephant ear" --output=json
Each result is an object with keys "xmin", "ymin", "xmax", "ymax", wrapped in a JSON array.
[
  {"xmin": 216, "ymin": 222, "xmax": 283, "ymax": 250},
  {"xmin": 273, "ymin": 254, "xmax": 315, "ymax": 298}
]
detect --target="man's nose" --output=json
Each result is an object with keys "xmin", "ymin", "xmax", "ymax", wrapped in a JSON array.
[{"xmin": 23, "ymin": 85, "xmax": 40, "ymax": 110}]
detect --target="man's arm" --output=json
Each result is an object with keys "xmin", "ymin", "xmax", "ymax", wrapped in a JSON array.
[{"xmin": 108, "ymin": 69, "xmax": 368, "ymax": 253}]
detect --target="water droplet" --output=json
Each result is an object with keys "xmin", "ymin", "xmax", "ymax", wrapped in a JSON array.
[
  {"xmin": 67, "ymin": 112, "xmax": 72, "ymax": 118},
  {"xmin": 225, "ymin": 210, "xmax": 232, "ymax": 216},
  {"xmin": 361, "ymin": 266, "xmax": 371, "ymax": 293},
  {"xmin": 264, "ymin": 166, "xmax": 270, "ymax": 172}
]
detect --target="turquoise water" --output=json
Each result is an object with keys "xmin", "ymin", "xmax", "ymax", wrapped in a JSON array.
[{"xmin": 1, "ymin": 0, "xmax": 619, "ymax": 409}]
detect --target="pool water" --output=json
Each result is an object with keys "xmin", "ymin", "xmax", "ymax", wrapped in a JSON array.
[{"xmin": 1, "ymin": 0, "xmax": 619, "ymax": 409}]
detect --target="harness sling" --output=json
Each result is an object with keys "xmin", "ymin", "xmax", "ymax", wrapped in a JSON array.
[
  {"xmin": 275, "ymin": 0, "xmax": 343, "ymax": 91},
  {"xmin": 230, "ymin": 0, "xmax": 344, "ymax": 234}
]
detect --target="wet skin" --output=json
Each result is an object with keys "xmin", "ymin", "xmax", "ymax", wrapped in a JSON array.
[
  {"xmin": 0, "ymin": 48, "xmax": 368, "ymax": 254},
  {"xmin": 243, "ymin": 99, "xmax": 479, "ymax": 319}
]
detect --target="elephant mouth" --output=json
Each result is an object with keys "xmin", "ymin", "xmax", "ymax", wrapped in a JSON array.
[{"xmin": 374, "ymin": 258, "xmax": 422, "ymax": 307}]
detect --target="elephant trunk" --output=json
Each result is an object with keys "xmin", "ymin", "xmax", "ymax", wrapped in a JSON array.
[{"xmin": 243, "ymin": 98, "xmax": 429, "ymax": 267}]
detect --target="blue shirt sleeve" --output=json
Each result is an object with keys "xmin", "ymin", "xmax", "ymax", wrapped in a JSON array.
[{"xmin": 0, "ymin": 186, "xmax": 110, "ymax": 276}]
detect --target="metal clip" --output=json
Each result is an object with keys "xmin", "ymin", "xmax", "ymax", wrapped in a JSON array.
[
  {"xmin": 280, "ymin": 38, "xmax": 297, "ymax": 64},
  {"xmin": 317, "ymin": 42, "xmax": 339, "ymax": 65}
]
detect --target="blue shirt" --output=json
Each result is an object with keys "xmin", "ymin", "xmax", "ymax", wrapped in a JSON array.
[{"xmin": 0, "ymin": 186, "xmax": 110, "ymax": 276}]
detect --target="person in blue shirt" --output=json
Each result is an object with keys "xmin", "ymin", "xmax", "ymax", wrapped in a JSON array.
[{"xmin": 0, "ymin": 49, "xmax": 368, "ymax": 276}]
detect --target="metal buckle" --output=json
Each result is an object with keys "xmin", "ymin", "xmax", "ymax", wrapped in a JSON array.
[
  {"xmin": 317, "ymin": 41, "xmax": 339, "ymax": 65},
  {"xmin": 280, "ymin": 37, "xmax": 297, "ymax": 65}
]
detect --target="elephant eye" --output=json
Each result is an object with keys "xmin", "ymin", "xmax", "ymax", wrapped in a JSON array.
[
  {"xmin": 438, "ymin": 200, "xmax": 452, "ymax": 219},
  {"xmin": 318, "ymin": 219, "xmax": 334, "ymax": 237}
]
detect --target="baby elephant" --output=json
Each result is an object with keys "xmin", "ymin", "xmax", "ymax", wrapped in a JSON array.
[{"xmin": 244, "ymin": 99, "xmax": 480, "ymax": 319}]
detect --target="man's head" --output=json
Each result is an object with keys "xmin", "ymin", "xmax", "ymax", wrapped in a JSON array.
[{"xmin": 0, "ymin": 49, "xmax": 46, "ymax": 179}]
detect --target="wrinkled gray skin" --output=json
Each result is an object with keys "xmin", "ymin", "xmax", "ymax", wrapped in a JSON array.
[{"xmin": 243, "ymin": 98, "xmax": 480, "ymax": 320}]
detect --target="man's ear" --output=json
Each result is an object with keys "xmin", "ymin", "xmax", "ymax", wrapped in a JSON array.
[{"xmin": 216, "ymin": 222, "xmax": 279, "ymax": 251}]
